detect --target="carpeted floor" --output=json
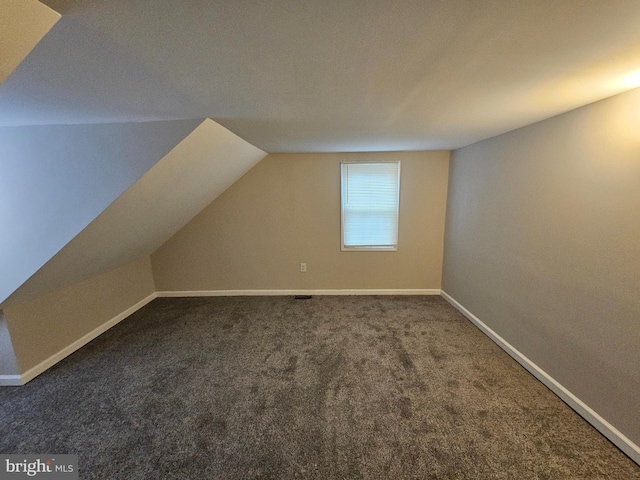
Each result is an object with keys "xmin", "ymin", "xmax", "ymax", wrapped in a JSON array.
[{"xmin": 1, "ymin": 295, "xmax": 638, "ymax": 479}]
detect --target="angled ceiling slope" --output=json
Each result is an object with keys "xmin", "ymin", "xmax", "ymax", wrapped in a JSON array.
[
  {"xmin": 0, "ymin": 0, "xmax": 59, "ymax": 85},
  {"xmin": 3, "ymin": 119, "xmax": 267, "ymax": 307},
  {"xmin": 0, "ymin": 119, "xmax": 202, "ymax": 305}
]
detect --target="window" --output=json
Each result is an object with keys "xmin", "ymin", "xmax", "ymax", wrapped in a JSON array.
[{"xmin": 341, "ymin": 161, "xmax": 400, "ymax": 251}]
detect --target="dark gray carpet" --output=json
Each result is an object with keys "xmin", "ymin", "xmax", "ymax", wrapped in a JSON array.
[{"xmin": 1, "ymin": 296, "xmax": 638, "ymax": 479}]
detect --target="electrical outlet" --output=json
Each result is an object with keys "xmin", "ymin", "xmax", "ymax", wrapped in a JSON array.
[{"xmin": 300, "ymin": 263, "xmax": 307, "ymax": 272}]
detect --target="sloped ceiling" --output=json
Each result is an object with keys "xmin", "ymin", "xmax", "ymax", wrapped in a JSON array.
[
  {"xmin": 3, "ymin": 119, "xmax": 267, "ymax": 306},
  {"xmin": 0, "ymin": 119, "xmax": 202, "ymax": 305},
  {"xmin": 3, "ymin": 0, "xmax": 640, "ymax": 151}
]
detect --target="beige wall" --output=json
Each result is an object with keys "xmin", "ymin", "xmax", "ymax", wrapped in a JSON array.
[
  {"xmin": 2, "ymin": 255, "xmax": 155, "ymax": 373},
  {"xmin": 0, "ymin": 0, "xmax": 59, "ymax": 85},
  {"xmin": 442, "ymin": 88, "xmax": 640, "ymax": 446},
  {"xmin": 152, "ymin": 151, "xmax": 449, "ymax": 291}
]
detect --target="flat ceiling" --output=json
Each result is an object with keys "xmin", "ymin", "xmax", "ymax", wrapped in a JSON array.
[{"xmin": 3, "ymin": 0, "xmax": 640, "ymax": 152}]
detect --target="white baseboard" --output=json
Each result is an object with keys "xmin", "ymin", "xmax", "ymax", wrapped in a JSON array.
[
  {"xmin": 10, "ymin": 292, "xmax": 158, "ymax": 386},
  {"xmin": 440, "ymin": 290, "xmax": 640, "ymax": 465},
  {"xmin": 3, "ymin": 289, "xmax": 437, "ymax": 387},
  {"xmin": 2, "ymin": 289, "xmax": 438, "ymax": 386},
  {"xmin": 156, "ymin": 289, "xmax": 441, "ymax": 297},
  {"xmin": 3, "ymin": 287, "xmax": 637, "ymax": 464},
  {"xmin": 0, "ymin": 375, "xmax": 22, "ymax": 386}
]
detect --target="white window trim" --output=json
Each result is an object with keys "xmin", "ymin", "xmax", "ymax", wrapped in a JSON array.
[{"xmin": 340, "ymin": 161, "xmax": 401, "ymax": 252}]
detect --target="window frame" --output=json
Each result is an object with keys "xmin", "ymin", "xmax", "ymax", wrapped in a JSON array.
[{"xmin": 340, "ymin": 160, "xmax": 401, "ymax": 252}]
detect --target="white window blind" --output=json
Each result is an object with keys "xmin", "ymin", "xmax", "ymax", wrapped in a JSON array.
[{"xmin": 341, "ymin": 161, "xmax": 400, "ymax": 251}]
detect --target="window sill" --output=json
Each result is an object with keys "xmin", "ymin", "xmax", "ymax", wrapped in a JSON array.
[{"xmin": 341, "ymin": 246, "xmax": 397, "ymax": 252}]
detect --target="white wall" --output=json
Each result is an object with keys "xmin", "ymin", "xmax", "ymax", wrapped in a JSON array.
[
  {"xmin": 443, "ymin": 87, "xmax": 640, "ymax": 452},
  {"xmin": 0, "ymin": 311, "xmax": 20, "ymax": 376}
]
